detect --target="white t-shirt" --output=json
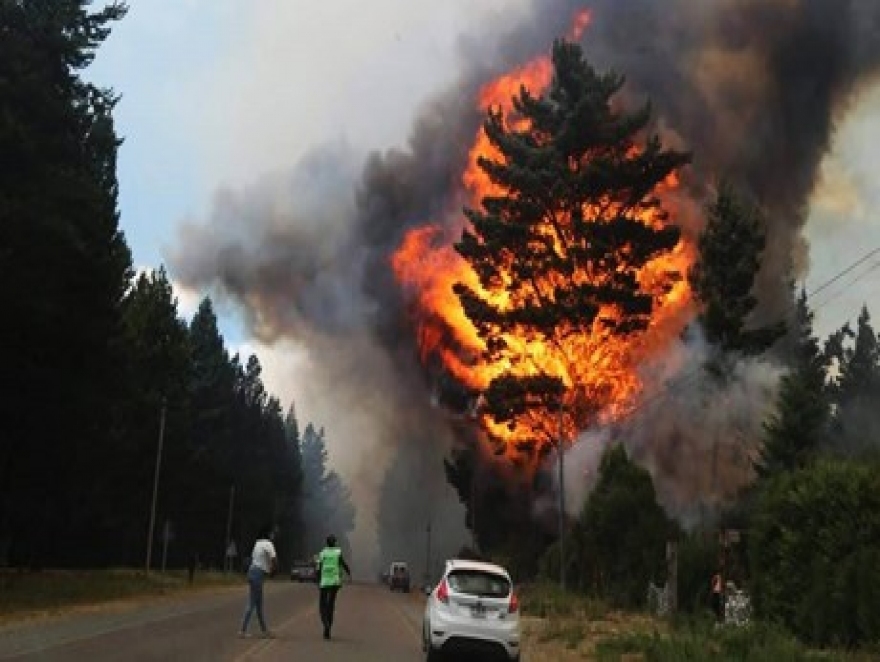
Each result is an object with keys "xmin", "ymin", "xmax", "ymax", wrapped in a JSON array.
[{"xmin": 250, "ymin": 539, "xmax": 277, "ymax": 573}]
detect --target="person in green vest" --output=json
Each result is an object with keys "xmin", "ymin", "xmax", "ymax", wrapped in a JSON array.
[{"xmin": 317, "ymin": 534, "xmax": 351, "ymax": 640}]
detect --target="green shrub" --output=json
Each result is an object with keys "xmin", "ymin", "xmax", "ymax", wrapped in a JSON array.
[{"xmin": 750, "ymin": 459, "xmax": 880, "ymax": 647}]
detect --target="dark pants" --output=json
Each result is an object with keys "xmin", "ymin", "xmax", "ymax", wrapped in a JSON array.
[
  {"xmin": 319, "ymin": 586, "xmax": 340, "ymax": 632},
  {"xmin": 711, "ymin": 591, "xmax": 723, "ymax": 622}
]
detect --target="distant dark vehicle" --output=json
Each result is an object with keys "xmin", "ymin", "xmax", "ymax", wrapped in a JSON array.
[
  {"xmin": 389, "ymin": 561, "xmax": 411, "ymax": 592},
  {"xmin": 290, "ymin": 559, "xmax": 317, "ymax": 582}
]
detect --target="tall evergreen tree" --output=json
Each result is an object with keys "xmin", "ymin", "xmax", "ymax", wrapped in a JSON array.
[
  {"xmin": 280, "ymin": 405, "xmax": 304, "ymax": 558},
  {"xmin": 827, "ymin": 306, "xmax": 880, "ymax": 455},
  {"xmin": 453, "ymin": 40, "xmax": 689, "ymax": 461},
  {"xmin": 228, "ymin": 355, "xmax": 293, "ymax": 556},
  {"xmin": 300, "ymin": 424, "xmax": 356, "ymax": 557},
  {"xmin": 756, "ymin": 291, "xmax": 831, "ymax": 477},
  {"xmin": 0, "ymin": 1, "xmax": 131, "ymax": 565},
  {"xmin": 688, "ymin": 187, "xmax": 785, "ymax": 362},
  {"xmin": 833, "ymin": 306, "xmax": 880, "ymax": 401},
  {"xmin": 179, "ymin": 298, "xmax": 235, "ymax": 563},
  {"xmin": 115, "ymin": 267, "xmax": 191, "ymax": 563},
  {"xmin": 551, "ymin": 444, "xmax": 672, "ymax": 606}
]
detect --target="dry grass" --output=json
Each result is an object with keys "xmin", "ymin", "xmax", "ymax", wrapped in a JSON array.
[
  {"xmin": 516, "ymin": 583, "xmax": 880, "ymax": 662},
  {"xmin": 518, "ymin": 583, "xmax": 662, "ymax": 661},
  {"xmin": 521, "ymin": 610, "xmax": 662, "ymax": 661},
  {"xmin": 0, "ymin": 568, "xmax": 241, "ymax": 626}
]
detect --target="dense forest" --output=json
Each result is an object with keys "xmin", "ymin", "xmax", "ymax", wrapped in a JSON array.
[{"xmin": 0, "ymin": 1, "xmax": 354, "ymax": 571}]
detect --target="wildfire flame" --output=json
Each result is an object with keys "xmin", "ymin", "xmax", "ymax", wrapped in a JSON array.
[{"xmin": 391, "ymin": 8, "xmax": 695, "ymax": 464}]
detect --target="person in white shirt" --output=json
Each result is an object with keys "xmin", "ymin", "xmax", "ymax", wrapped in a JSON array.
[{"xmin": 239, "ymin": 525, "xmax": 277, "ymax": 637}]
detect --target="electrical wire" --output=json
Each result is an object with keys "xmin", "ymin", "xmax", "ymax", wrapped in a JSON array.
[{"xmin": 806, "ymin": 246, "xmax": 880, "ymax": 299}]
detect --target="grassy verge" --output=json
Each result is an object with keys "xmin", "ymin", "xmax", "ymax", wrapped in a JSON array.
[
  {"xmin": 595, "ymin": 621, "xmax": 871, "ymax": 662},
  {"xmin": 0, "ymin": 568, "xmax": 242, "ymax": 625},
  {"xmin": 598, "ymin": 619, "xmax": 880, "ymax": 661},
  {"xmin": 520, "ymin": 583, "xmax": 880, "ymax": 662},
  {"xmin": 520, "ymin": 581, "xmax": 609, "ymax": 620},
  {"xmin": 519, "ymin": 582, "xmax": 662, "ymax": 661}
]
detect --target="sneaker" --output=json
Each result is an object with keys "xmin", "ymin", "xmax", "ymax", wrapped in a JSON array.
[{"xmin": 238, "ymin": 631, "xmax": 250, "ymax": 638}]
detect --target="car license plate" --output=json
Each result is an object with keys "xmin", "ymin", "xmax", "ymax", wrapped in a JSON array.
[{"xmin": 471, "ymin": 605, "xmax": 487, "ymax": 618}]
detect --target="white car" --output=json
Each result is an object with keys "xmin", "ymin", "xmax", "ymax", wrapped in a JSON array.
[{"xmin": 422, "ymin": 559, "xmax": 520, "ymax": 661}]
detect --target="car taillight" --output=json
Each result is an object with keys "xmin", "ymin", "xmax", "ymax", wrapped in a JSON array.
[
  {"xmin": 508, "ymin": 590, "xmax": 519, "ymax": 613},
  {"xmin": 436, "ymin": 578, "xmax": 449, "ymax": 604}
]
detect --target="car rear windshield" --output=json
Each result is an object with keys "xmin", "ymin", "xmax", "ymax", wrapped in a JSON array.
[{"xmin": 447, "ymin": 570, "xmax": 510, "ymax": 598}]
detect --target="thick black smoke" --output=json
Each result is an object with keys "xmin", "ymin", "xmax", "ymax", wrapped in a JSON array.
[
  {"xmin": 572, "ymin": 0, "xmax": 880, "ymax": 319},
  {"xmin": 169, "ymin": 0, "xmax": 880, "ymax": 552}
]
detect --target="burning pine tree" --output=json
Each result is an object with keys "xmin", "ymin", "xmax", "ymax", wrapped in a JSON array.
[{"xmin": 453, "ymin": 40, "xmax": 690, "ymax": 464}]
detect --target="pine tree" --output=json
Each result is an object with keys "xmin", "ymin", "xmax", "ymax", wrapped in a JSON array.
[
  {"xmin": 453, "ymin": 40, "xmax": 689, "ymax": 460},
  {"xmin": 282, "ymin": 405, "xmax": 305, "ymax": 557},
  {"xmin": 827, "ymin": 306, "xmax": 880, "ymax": 455},
  {"xmin": 688, "ymin": 187, "xmax": 785, "ymax": 362},
  {"xmin": 300, "ymin": 424, "xmax": 355, "ymax": 555},
  {"xmin": 0, "ymin": 0, "xmax": 131, "ymax": 564},
  {"xmin": 181, "ymin": 298, "xmax": 236, "ymax": 560},
  {"xmin": 114, "ymin": 267, "xmax": 192, "ymax": 563},
  {"xmin": 835, "ymin": 306, "xmax": 880, "ymax": 402},
  {"xmin": 558, "ymin": 444, "xmax": 672, "ymax": 606},
  {"xmin": 756, "ymin": 291, "xmax": 831, "ymax": 477}
]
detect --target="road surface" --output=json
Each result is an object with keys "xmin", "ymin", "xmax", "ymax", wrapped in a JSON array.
[{"xmin": 0, "ymin": 581, "xmax": 427, "ymax": 661}]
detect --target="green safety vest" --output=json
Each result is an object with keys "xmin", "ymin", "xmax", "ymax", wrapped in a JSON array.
[{"xmin": 319, "ymin": 547, "xmax": 342, "ymax": 588}]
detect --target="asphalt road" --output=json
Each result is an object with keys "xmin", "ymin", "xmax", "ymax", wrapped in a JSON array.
[{"xmin": 0, "ymin": 581, "xmax": 427, "ymax": 661}]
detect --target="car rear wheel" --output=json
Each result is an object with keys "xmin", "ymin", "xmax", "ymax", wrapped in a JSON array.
[{"xmin": 422, "ymin": 621, "xmax": 438, "ymax": 660}]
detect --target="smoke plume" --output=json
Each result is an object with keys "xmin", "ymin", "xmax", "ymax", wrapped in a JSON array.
[{"xmin": 169, "ymin": 0, "xmax": 880, "ymax": 556}]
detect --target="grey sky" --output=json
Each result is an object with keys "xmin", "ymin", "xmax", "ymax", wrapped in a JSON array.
[
  {"xmin": 805, "ymin": 84, "xmax": 880, "ymax": 338},
  {"xmin": 90, "ymin": 0, "xmax": 529, "ymax": 332}
]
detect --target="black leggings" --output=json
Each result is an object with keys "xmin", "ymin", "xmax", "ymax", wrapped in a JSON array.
[{"xmin": 319, "ymin": 586, "xmax": 340, "ymax": 629}]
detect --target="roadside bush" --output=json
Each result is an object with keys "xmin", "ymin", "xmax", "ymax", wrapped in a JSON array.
[{"xmin": 750, "ymin": 459, "xmax": 880, "ymax": 647}]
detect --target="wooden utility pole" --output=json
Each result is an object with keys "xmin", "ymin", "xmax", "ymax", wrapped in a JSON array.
[
  {"xmin": 557, "ymin": 402, "xmax": 567, "ymax": 591},
  {"xmin": 666, "ymin": 540, "xmax": 678, "ymax": 616},
  {"xmin": 224, "ymin": 485, "xmax": 235, "ymax": 573},
  {"xmin": 145, "ymin": 397, "xmax": 167, "ymax": 573}
]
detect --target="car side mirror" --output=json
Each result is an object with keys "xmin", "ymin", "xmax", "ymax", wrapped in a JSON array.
[{"xmin": 423, "ymin": 585, "xmax": 432, "ymax": 596}]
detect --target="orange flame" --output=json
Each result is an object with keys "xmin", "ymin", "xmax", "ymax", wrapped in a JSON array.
[{"xmin": 391, "ymin": 8, "xmax": 695, "ymax": 464}]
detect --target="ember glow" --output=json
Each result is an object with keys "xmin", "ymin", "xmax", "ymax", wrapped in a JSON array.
[{"xmin": 391, "ymin": 8, "xmax": 696, "ymax": 464}]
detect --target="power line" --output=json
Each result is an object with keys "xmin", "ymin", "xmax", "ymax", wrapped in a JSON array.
[
  {"xmin": 811, "ymin": 259, "xmax": 880, "ymax": 312},
  {"xmin": 806, "ymin": 246, "xmax": 880, "ymax": 299}
]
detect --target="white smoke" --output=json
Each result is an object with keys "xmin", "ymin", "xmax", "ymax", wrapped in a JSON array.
[{"xmin": 560, "ymin": 326, "xmax": 784, "ymax": 526}]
